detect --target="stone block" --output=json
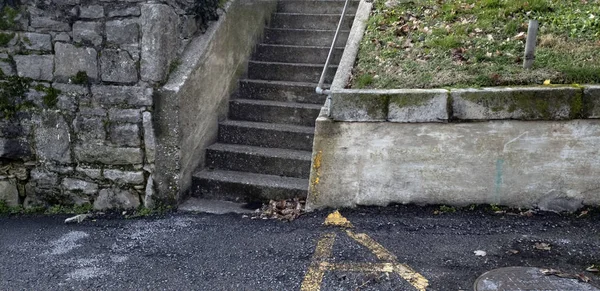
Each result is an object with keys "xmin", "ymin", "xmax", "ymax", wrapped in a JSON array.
[
  {"xmin": 0, "ymin": 179, "xmax": 19, "ymax": 207},
  {"xmin": 94, "ymin": 188, "xmax": 140, "ymax": 210},
  {"xmin": 109, "ymin": 123, "xmax": 140, "ymax": 147},
  {"xmin": 73, "ymin": 115, "xmax": 106, "ymax": 142},
  {"xmin": 0, "ymin": 54, "xmax": 15, "ymax": 76},
  {"xmin": 583, "ymin": 85, "xmax": 600, "ymax": 118},
  {"xmin": 54, "ymin": 43, "xmax": 98, "ymax": 81},
  {"xmin": 74, "ymin": 144, "xmax": 143, "ymax": 165},
  {"xmin": 30, "ymin": 168, "xmax": 58, "ymax": 188},
  {"xmin": 100, "ymin": 50, "xmax": 138, "ymax": 83},
  {"xmin": 54, "ymin": 32, "xmax": 71, "ymax": 43},
  {"xmin": 387, "ymin": 89, "xmax": 449, "ymax": 123},
  {"xmin": 79, "ymin": 107, "xmax": 107, "ymax": 116},
  {"xmin": 33, "ymin": 111, "xmax": 71, "ymax": 163},
  {"xmin": 108, "ymin": 108, "xmax": 141, "ymax": 123},
  {"xmin": 106, "ymin": 20, "xmax": 139, "ymax": 45},
  {"xmin": 0, "ymin": 138, "xmax": 32, "ymax": 160},
  {"xmin": 142, "ymin": 111, "xmax": 155, "ymax": 163},
  {"xmin": 56, "ymin": 94, "xmax": 78, "ymax": 112},
  {"xmin": 52, "ymin": 83, "xmax": 89, "ymax": 96},
  {"xmin": 330, "ymin": 90, "xmax": 389, "ymax": 121},
  {"xmin": 103, "ymin": 169, "xmax": 144, "ymax": 185},
  {"xmin": 107, "ymin": 6, "xmax": 141, "ymax": 17},
  {"xmin": 73, "ymin": 21, "xmax": 103, "ymax": 47},
  {"xmin": 61, "ymin": 178, "xmax": 98, "ymax": 195},
  {"xmin": 80, "ymin": 5, "xmax": 105, "ymax": 19},
  {"xmin": 76, "ymin": 167, "xmax": 102, "ymax": 179},
  {"xmin": 451, "ymin": 87, "xmax": 583, "ymax": 120},
  {"xmin": 91, "ymin": 85, "xmax": 152, "ymax": 106},
  {"xmin": 21, "ymin": 33, "xmax": 52, "ymax": 51},
  {"xmin": 14, "ymin": 55, "xmax": 54, "ymax": 81},
  {"xmin": 30, "ymin": 17, "xmax": 70, "ymax": 32},
  {"xmin": 140, "ymin": 4, "xmax": 180, "ymax": 82}
]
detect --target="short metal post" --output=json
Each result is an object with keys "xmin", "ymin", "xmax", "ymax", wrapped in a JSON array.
[{"xmin": 523, "ymin": 20, "xmax": 539, "ymax": 69}]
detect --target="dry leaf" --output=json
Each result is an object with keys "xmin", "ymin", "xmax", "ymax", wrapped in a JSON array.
[
  {"xmin": 514, "ymin": 32, "xmax": 526, "ymax": 40},
  {"xmin": 474, "ymin": 250, "xmax": 487, "ymax": 256},
  {"xmin": 506, "ymin": 249, "xmax": 519, "ymax": 255},
  {"xmin": 534, "ymin": 242, "xmax": 552, "ymax": 251},
  {"xmin": 543, "ymin": 79, "xmax": 551, "ymax": 85},
  {"xmin": 586, "ymin": 265, "xmax": 599, "ymax": 273}
]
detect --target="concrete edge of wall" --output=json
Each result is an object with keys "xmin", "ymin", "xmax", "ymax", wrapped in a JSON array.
[
  {"xmin": 330, "ymin": 0, "xmax": 373, "ymax": 91},
  {"xmin": 152, "ymin": 0, "xmax": 277, "ymax": 206},
  {"xmin": 328, "ymin": 86, "xmax": 600, "ymax": 122}
]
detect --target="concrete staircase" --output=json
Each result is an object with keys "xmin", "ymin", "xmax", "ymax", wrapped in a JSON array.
[{"xmin": 191, "ymin": 0, "xmax": 359, "ymax": 202}]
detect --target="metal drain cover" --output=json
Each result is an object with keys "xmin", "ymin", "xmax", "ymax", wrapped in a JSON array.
[{"xmin": 474, "ymin": 267, "xmax": 600, "ymax": 291}]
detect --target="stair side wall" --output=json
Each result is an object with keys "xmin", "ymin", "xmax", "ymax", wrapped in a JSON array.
[{"xmin": 155, "ymin": 0, "xmax": 278, "ymax": 204}]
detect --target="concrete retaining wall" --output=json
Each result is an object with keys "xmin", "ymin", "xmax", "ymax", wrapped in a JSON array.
[
  {"xmin": 155, "ymin": 0, "xmax": 277, "ymax": 204},
  {"xmin": 307, "ymin": 86, "xmax": 600, "ymax": 212}
]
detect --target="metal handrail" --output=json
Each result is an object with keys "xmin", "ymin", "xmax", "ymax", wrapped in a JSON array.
[{"xmin": 315, "ymin": 0, "xmax": 351, "ymax": 95}]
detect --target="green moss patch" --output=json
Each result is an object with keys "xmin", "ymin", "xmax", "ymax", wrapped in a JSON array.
[{"xmin": 353, "ymin": 0, "xmax": 600, "ymax": 89}]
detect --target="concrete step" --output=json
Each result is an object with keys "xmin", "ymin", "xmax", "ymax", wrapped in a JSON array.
[
  {"xmin": 247, "ymin": 61, "xmax": 336, "ymax": 83},
  {"xmin": 277, "ymin": 0, "xmax": 359, "ymax": 14},
  {"xmin": 252, "ymin": 44, "xmax": 344, "ymax": 64},
  {"xmin": 219, "ymin": 120, "xmax": 315, "ymax": 151},
  {"xmin": 229, "ymin": 99, "xmax": 322, "ymax": 126},
  {"xmin": 270, "ymin": 13, "xmax": 355, "ymax": 30},
  {"xmin": 192, "ymin": 169, "xmax": 308, "ymax": 202},
  {"xmin": 206, "ymin": 143, "xmax": 312, "ymax": 178},
  {"xmin": 263, "ymin": 28, "xmax": 350, "ymax": 47},
  {"xmin": 238, "ymin": 79, "xmax": 327, "ymax": 104}
]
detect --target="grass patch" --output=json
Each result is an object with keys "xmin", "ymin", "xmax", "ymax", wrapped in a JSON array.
[{"xmin": 352, "ymin": 0, "xmax": 600, "ymax": 88}]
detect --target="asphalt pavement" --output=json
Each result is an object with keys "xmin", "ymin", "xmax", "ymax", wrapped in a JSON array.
[{"xmin": 1, "ymin": 205, "xmax": 599, "ymax": 291}]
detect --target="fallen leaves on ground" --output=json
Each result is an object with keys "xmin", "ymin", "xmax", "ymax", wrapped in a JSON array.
[
  {"xmin": 506, "ymin": 249, "xmax": 519, "ymax": 255},
  {"xmin": 586, "ymin": 265, "xmax": 599, "ymax": 273},
  {"xmin": 534, "ymin": 242, "xmax": 552, "ymax": 251},
  {"xmin": 474, "ymin": 250, "xmax": 487, "ymax": 257},
  {"xmin": 541, "ymin": 268, "xmax": 590, "ymax": 282},
  {"xmin": 253, "ymin": 198, "xmax": 305, "ymax": 221}
]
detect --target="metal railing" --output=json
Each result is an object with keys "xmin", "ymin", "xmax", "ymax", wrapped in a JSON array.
[{"xmin": 315, "ymin": 0, "xmax": 351, "ymax": 95}]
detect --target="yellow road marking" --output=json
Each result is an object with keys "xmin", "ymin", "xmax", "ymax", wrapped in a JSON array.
[
  {"xmin": 300, "ymin": 233, "xmax": 336, "ymax": 291},
  {"xmin": 301, "ymin": 211, "xmax": 429, "ymax": 291},
  {"xmin": 345, "ymin": 230, "xmax": 397, "ymax": 262},
  {"xmin": 324, "ymin": 210, "xmax": 353, "ymax": 228}
]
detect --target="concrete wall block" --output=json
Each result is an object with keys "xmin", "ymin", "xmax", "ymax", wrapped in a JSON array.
[
  {"xmin": 54, "ymin": 43, "xmax": 98, "ymax": 81},
  {"xmin": 61, "ymin": 178, "xmax": 98, "ymax": 195},
  {"xmin": 0, "ymin": 179, "xmax": 20, "ymax": 207},
  {"xmin": 91, "ymin": 85, "xmax": 152, "ymax": 106},
  {"xmin": 106, "ymin": 20, "xmax": 140, "ymax": 45},
  {"xmin": 583, "ymin": 85, "xmax": 600, "ymax": 118},
  {"xmin": 74, "ymin": 144, "xmax": 143, "ymax": 165},
  {"xmin": 307, "ymin": 119, "xmax": 600, "ymax": 211},
  {"xmin": 388, "ymin": 89, "xmax": 449, "ymax": 123},
  {"xmin": 109, "ymin": 123, "xmax": 140, "ymax": 147},
  {"xmin": 14, "ymin": 55, "xmax": 54, "ymax": 81},
  {"xmin": 100, "ymin": 49, "xmax": 138, "ymax": 83},
  {"xmin": 452, "ymin": 87, "xmax": 583, "ymax": 120},
  {"xmin": 33, "ymin": 111, "xmax": 72, "ymax": 163},
  {"xmin": 140, "ymin": 3, "xmax": 180, "ymax": 82},
  {"xmin": 73, "ymin": 21, "xmax": 103, "ymax": 47},
  {"xmin": 330, "ymin": 90, "xmax": 389, "ymax": 121},
  {"xmin": 103, "ymin": 169, "xmax": 145, "ymax": 185},
  {"xmin": 21, "ymin": 33, "xmax": 52, "ymax": 51}
]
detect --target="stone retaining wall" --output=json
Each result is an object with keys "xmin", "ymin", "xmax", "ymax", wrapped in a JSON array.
[{"xmin": 0, "ymin": 0, "xmax": 208, "ymax": 210}]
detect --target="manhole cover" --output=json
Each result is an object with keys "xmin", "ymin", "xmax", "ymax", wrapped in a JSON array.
[{"xmin": 474, "ymin": 267, "xmax": 600, "ymax": 291}]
